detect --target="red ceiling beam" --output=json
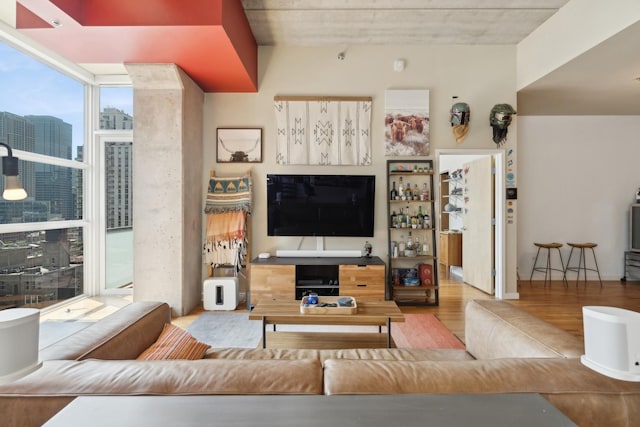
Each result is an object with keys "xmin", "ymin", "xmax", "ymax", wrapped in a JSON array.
[{"xmin": 16, "ymin": 0, "xmax": 257, "ymax": 92}]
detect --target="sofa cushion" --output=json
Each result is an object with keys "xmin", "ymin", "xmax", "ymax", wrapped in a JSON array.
[
  {"xmin": 137, "ymin": 323, "xmax": 210, "ymax": 360},
  {"xmin": 39, "ymin": 301, "xmax": 171, "ymax": 361},
  {"xmin": 464, "ymin": 299, "xmax": 584, "ymax": 359},
  {"xmin": 0, "ymin": 358, "xmax": 323, "ymax": 427},
  {"xmin": 207, "ymin": 348, "xmax": 474, "ymax": 363},
  {"xmin": 323, "ymin": 358, "xmax": 640, "ymax": 427}
]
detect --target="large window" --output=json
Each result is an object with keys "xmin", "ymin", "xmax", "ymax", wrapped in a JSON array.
[{"xmin": 0, "ymin": 36, "xmax": 138, "ymax": 309}]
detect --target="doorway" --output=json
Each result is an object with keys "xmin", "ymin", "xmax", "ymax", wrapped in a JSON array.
[{"xmin": 436, "ymin": 149, "xmax": 505, "ymax": 299}]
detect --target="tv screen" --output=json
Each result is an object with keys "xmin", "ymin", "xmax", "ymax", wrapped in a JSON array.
[{"xmin": 267, "ymin": 174, "xmax": 375, "ymax": 237}]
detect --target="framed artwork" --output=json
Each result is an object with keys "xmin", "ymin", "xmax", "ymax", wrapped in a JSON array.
[
  {"xmin": 216, "ymin": 128, "xmax": 262, "ymax": 163},
  {"xmin": 384, "ymin": 89, "xmax": 430, "ymax": 156}
]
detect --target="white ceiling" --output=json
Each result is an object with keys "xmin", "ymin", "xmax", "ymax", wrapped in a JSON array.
[{"xmin": 241, "ymin": 0, "xmax": 640, "ymax": 115}]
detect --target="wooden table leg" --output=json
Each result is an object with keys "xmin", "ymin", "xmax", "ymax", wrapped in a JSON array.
[
  {"xmin": 262, "ymin": 316, "xmax": 266, "ymax": 349},
  {"xmin": 386, "ymin": 317, "xmax": 391, "ymax": 348}
]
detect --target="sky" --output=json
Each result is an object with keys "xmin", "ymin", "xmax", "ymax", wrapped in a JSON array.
[{"xmin": 0, "ymin": 42, "xmax": 133, "ymax": 158}]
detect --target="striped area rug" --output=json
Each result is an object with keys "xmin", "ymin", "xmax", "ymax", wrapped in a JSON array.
[{"xmin": 391, "ymin": 314, "xmax": 465, "ymax": 350}]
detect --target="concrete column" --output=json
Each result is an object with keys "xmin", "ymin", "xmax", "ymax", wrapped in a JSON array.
[{"xmin": 126, "ymin": 63, "xmax": 204, "ymax": 316}]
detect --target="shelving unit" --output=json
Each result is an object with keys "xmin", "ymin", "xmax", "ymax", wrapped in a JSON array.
[
  {"xmin": 439, "ymin": 170, "xmax": 464, "ymax": 231},
  {"xmin": 386, "ymin": 160, "xmax": 438, "ymax": 306},
  {"xmin": 439, "ymin": 171, "xmax": 464, "ymax": 278}
]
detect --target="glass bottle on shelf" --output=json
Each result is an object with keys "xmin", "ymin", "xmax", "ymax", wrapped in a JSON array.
[
  {"xmin": 390, "ymin": 181, "xmax": 397, "ymax": 201},
  {"xmin": 422, "ymin": 239, "xmax": 429, "ymax": 255},
  {"xmin": 405, "ymin": 205, "xmax": 411, "ymax": 227},
  {"xmin": 423, "ymin": 211, "xmax": 431, "ymax": 229},
  {"xmin": 390, "ymin": 210, "xmax": 397, "ymax": 228},
  {"xmin": 415, "ymin": 235, "xmax": 422, "ymax": 255},
  {"xmin": 406, "ymin": 231, "xmax": 414, "ymax": 255},
  {"xmin": 398, "ymin": 235, "xmax": 406, "ymax": 256},
  {"xmin": 422, "ymin": 182, "xmax": 429, "ymax": 201},
  {"xmin": 412, "ymin": 183, "xmax": 419, "ymax": 200},
  {"xmin": 397, "ymin": 177, "xmax": 404, "ymax": 199},
  {"xmin": 399, "ymin": 207, "xmax": 407, "ymax": 228},
  {"xmin": 404, "ymin": 182, "xmax": 412, "ymax": 200}
]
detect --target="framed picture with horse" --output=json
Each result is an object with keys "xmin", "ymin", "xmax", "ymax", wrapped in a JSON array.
[{"xmin": 216, "ymin": 128, "xmax": 262, "ymax": 163}]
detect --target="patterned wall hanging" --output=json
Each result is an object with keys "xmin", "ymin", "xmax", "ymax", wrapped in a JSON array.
[
  {"xmin": 274, "ymin": 96, "xmax": 372, "ymax": 165},
  {"xmin": 385, "ymin": 89, "xmax": 430, "ymax": 156}
]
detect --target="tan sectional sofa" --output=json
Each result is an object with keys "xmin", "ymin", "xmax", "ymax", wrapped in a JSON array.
[{"xmin": 1, "ymin": 299, "xmax": 639, "ymax": 427}]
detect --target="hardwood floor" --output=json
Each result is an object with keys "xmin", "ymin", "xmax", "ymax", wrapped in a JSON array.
[
  {"xmin": 87, "ymin": 275, "xmax": 640, "ymax": 346},
  {"xmin": 413, "ymin": 277, "xmax": 640, "ymax": 343}
]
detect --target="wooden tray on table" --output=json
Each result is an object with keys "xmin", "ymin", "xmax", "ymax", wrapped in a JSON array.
[{"xmin": 300, "ymin": 296, "xmax": 357, "ymax": 315}]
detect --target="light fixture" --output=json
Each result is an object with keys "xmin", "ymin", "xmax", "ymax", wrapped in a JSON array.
[{"xmin": 0, "ymin": 142, "xmax": 27, "ymax": 201}]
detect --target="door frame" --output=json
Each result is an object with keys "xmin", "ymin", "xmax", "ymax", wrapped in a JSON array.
[{"xmin": 435, "ymin": 149, "xmax": 505, "ymax": 299}]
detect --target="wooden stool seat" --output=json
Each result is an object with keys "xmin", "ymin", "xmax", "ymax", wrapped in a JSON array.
[
  {"xmin": 534, "ymin": 242, "xmax": 563, "ymax": 249},
  {"xmin": 564, "ymin": 242, "xmax": 602, "ymax": 287},
  {"xmin": 567, "ymin": 242, "xmax": 597, "ymax": 249},
  {"xmin": 530, "ymin": 242, "xmax": 567, "ymax": 287}
]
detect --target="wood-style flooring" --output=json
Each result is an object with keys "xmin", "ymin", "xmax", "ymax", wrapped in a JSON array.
[
  {"xmin": 419, "ymin": 277, "xmax": 640, "ymax": 342},
  {"xmin": 70, "ymin": 275, "xmax": 640, "ymax": 348},
  {"xmin": 173, "ymin": 276, "xmax": 640, "ymax": 344}
]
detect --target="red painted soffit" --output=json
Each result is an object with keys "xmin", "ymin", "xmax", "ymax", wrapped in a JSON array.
[{"xmin": 16, "ymin": 0, "xmax": 257, "ymax": 93}]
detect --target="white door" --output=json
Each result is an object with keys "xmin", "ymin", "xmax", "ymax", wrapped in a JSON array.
[{"xmin": 462, "ymin": 156, "xmax": 495, "ymax": 294}]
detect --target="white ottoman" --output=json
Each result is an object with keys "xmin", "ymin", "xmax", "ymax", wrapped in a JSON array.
[{"xmin": 203, "ymin": 277, "xmax": 238, "ymax": 311}]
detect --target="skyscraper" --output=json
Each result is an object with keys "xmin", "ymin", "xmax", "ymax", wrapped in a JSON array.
[
  {"xmin": 24, "ymin": 115, "xmax": 73, "ymax": 220},
  {"xmin": 105, "ymin": 141, "xmax": 133, "ymax": 228}
]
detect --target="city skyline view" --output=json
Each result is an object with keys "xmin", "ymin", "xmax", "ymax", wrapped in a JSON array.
[
  {"xmin": 0, "ymin": 41, "xmax": 135, "ymax": 309},
  {"xmin": 0, "ymin": 42, "xmax": 133, "ymax": 158}
]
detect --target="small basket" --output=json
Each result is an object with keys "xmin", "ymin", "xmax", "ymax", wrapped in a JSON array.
[{"xmin": 300, "ymin": 296, "xmax": 358, "ymax": 315}]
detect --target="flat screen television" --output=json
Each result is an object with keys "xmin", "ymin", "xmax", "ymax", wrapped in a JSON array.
[
  {"xmin": 267, "ymin": 174, "xmax": 375, "ymax": 237},
  {"xmin": 630, "ymin": 204, "xmax": 640, "ymax": 252}
]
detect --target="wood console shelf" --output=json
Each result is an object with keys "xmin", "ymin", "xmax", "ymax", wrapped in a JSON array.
[{"xmin": 249, "ymin": 256, "xmax": 385, "ymax": 307}]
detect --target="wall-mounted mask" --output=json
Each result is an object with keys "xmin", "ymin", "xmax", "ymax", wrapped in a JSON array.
[
  {"xmin": 450, "ymin": 102, "xmax": 470, "ymax": 143},
  {"xmin": 489, "ymin": 103, "xmax": 516, "ymax": 146}
]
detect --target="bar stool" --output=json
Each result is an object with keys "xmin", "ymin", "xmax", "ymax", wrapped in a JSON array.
[
  {"xmin": 564, "ymin": 242, "xmax": 603, "ymax": 287},
  {"xmin": 529, "ymin": 242, "xmax": 567, "ymax": 287}
]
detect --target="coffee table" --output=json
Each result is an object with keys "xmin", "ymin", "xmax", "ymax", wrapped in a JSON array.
[
  {"xmin": 248, "ymin": 299, "xmax": 404, "ymax": 349},
  {"xmin": 43, "ymin": 394, "xmax": 577, "ymax": 426}
]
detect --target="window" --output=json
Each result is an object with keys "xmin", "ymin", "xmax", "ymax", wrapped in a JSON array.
[
  {"xmin": 98, "ymin": 87, "xmax": 134, "ymax": 292},
  {"xmin": 0, "ymin": 41, "xmax": 86, "ymax": 309}
]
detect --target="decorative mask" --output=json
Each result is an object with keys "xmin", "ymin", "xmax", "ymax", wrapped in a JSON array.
[
  {"xmin": 450, "ymin": 102, "xmax": 470, "ymax": 144},
  {"xmin": 489, "ymin": 103, "xmax": 516, "ymax": 146}
]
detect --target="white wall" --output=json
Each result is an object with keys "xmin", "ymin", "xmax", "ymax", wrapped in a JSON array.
[
  {"xmin": 518, "ymin": 116, "xmax": 640, "ymax": 280},
  {"xmin": 204, "ymin": 45, "xmax": 517, "ymax": 275}
]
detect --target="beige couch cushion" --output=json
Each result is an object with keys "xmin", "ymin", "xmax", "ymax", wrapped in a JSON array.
[
  {"xmin": 464, "ymin": 299, "xmax": 584, "ymax": 359},
  {"xmin": 208, "ymin": 348, "xmax": 474, "ymax": 363},
  {"xmin": 0, "ymin": 358, "xmax": 323, "ymax": 427},
  {"xmin": 323, "ymin": 358, "xmax": 640, "ymax": 427}
]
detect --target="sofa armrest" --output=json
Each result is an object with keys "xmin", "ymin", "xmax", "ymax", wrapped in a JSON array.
[
  {"xmin": 39, "ymin": 301, "xmax": 171, "ymax": 361},
  {"xmin": 464, "ymin": 299, "xmax": 584, "ymax": 359}
]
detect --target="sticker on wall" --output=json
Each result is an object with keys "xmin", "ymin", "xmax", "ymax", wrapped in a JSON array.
[{"xmin": 384, "ymin": 89, "xmax": 430, "ymax": 156}]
